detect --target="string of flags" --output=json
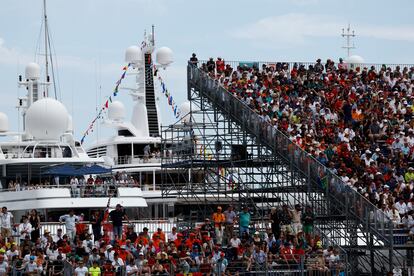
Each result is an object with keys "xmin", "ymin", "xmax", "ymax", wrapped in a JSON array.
[
  {"xmin": 80, "ymin": 63, "xmax": 131, "ymax": 144},
  {"xmin": 155, "ymin": 66, "xmax": 180, "ymax": 119}
]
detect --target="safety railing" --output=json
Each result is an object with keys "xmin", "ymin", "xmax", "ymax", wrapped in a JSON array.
[
  {"xmin": 188, "ymin": 63, "xmax": 396, "ymax": 269},
  {"xmin": 199, "ymin": 59, "xmax": 414, "ymax": 72},
  {"xmin": 116, "ymin": 154, "xmax": 161, "ymax": 165}
]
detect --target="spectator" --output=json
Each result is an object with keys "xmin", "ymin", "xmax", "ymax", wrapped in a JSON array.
[
  {"xmin": 212, "ymin": 206, "xmax": 225, "ymax": 245},
  {"xmin": 109, "ymin": 204, "xmax": 129, "ymax": 240},
  {"xmin": 302, "ymin": 205, "xmax": 315, "ymax": 243},
  {"xmin": 59, "ymin": 210, "xmax": 79, "ymax": 244},
  {"xmin": 223, "ymin": 205, "xmax": 236, "ymax": 245},
  {"xmin": 0, "ymin": 206, "xmax": 14, "ymax": 241},
  {"xmin": 18, "ymin": 216, "xmax": 32, "ymax": 243},
  {"xmin": 189, "ymin": 53, "xmax": 198, "ymax": 65},
  {"xmin": 238, "ymin": 206, "xmax": 251, "ymax": 236},
  {"xmin": 29, "ymin": 209, "xmax": 40, "ymax": 243}
]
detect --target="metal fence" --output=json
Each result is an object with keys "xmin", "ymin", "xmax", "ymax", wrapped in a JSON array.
[
  {"xmin": 199, "ymin": 59, "xmax": 414, "ymax": 72},
  {"xmin": 188, "ymin": 63, "xmax": 397, "ymax": 271}
]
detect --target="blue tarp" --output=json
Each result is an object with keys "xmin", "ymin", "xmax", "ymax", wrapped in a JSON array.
[
  {"xmin": 43, "ymin": 164, "xmax": 79, "ymax": 176},
  {"xmin": 43, "ymin": 164, "xmax": 111, "ymax": 176},
  {"xmin": 76, "ymin": 164, "xmax": 112, "ymax": 175}
]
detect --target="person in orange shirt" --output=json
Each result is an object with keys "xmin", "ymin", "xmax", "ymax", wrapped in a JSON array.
[
  {"xmin": 185, "ymin": 232, "xmax": 196, "ymax": 248},
  {"xmin": 174, "ymin": 233, "xmax": 183, "ymax": 248},
  {"xmin": 136, "ymin": 232, "xmax": 149, "ymax": 247},
  {"xmin": 212, "ymin": 206, "xmax": 225, "ymax": 245},
  {"xmin": 152, "ymin": 228, "xmax": 166, "ymax": 242}
]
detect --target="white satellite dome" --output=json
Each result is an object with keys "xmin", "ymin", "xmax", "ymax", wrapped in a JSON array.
[
  {"xmin": 125, "ymin": 46, "xmax": 143, "ymax": 65},
  {"xmin": 25, "ymin": 98, "xmax": 69, "ymax": 141},
  {"xmin": 346, "ymin": 55, "xmax": 365, "ymax": 64},
  {"xmin": 66, "ymin": 115, "xmax": 73, "ymax": 133},
  {"xmin": 108, "ymin": 101, "xmax": 126, "ymax": 121},
  {"xmin": 156, "ymin": 47, "xmax": 173, "ymax": 68},
  {"xmin": 25, "ymin": 62, "xmax": 41, "ymax": 80},
  {"xmin": 179, "ymin": 101, "xmax": 191, "ymax": 123},
  {"xmin": 0, "ymin": 112, "xmax": 9, "ymax": 132}
]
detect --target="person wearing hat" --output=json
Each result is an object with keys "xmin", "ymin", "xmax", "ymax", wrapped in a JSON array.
[
  {"xmin": 104, "ymin": 245, "xmax": 115, "ymax": 262},
  {"xmin": 212, "ymin": 206, "xmax": 225, "ymax": 245},
  {"xmin": 108, "ymin": 204, "xmax": 129, "ymax": 240}
]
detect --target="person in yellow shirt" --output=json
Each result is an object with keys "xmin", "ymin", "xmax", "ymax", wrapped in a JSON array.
[
  {"xmin": 88, "ymin": 261, "xmax": 101, "ymax": 276},
  {"xmin": 212, "ymin": 206, "xmax": 225, "ymax": 245}
]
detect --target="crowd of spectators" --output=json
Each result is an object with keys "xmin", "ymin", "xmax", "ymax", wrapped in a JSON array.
[
  {"xmin": 0, "ymin": 203, "xmax": 345, "ymax": 275},
  {"xmin": 197, "ymin": 56, "xmax": 414, "ymax": 233}
]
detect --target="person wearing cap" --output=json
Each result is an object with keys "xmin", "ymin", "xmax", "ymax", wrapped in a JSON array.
[
  {"xmin": 26, "ymin": 255, "xmax": 43, "ymax": 274},
  {"xmin": 212, "ymin": 251, "xmax": 228, "ymax": 275},
  {"xmin": 212, "ymin": 206, "xmax": 225, "ymax": 245},
  {"xmin": 74, "ymin": 260, "xmax": 88, "ymax": 276},
  {"xmin": 0, "ymin": 206, "xmax": 14, "ymax": 242},
  {"xmin": 109, "ymin": 204, "xmax": 129, "ymax": 240},
  {"xmin": 104, "ymin": 245, "xmax": 115, "ymax": 262},
  {"xmin": 18, "ymin": 215, "xmax": 32, "ymax": 243},
  {"xmin": 59, "ymin": 210, "xmax": 79, "ymax": 244}
]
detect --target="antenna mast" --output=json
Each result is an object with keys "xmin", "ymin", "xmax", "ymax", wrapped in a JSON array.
[
  {"xmin": 341, "ymin": 24, "xmax": 355, "ymax": 58},
  {"xmin": 43, "ymin": 0, "xmax": 49, "ymax": 97}
]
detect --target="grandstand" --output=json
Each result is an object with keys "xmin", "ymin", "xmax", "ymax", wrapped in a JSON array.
[{"xmin": 161, "ymin": 58, "xmax": 414, "ymax": 275}]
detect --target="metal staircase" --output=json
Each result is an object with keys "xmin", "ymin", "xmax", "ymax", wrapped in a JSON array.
[
  {"xmin": 144, "ymin": 53, "xmax": 159, "ymax": 137},
  {"xmin": 180, "ymin": 63, "xmax": 412, "ymax": 275}
]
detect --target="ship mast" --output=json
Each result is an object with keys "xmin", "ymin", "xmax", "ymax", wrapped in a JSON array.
[{"xmin": 43, "ymin": 0, "xmax": 49, "ymax": 97}]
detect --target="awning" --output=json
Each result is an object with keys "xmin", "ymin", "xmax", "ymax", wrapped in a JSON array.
[
  {"xmin": 43, "ymin": 164, "xmax": 79, "ymax": 176},
  {"xmin": 76, "ymin": 164, "xmax": 112, "ymax": 175}
]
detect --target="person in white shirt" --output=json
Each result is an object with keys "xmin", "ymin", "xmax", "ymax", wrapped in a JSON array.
[
  {"xmin": 74, "ymin": 261, "xmax": 88, "ymax": 276},
  {"xmin": 26, "ymin": 256, "xmax": 42, "ymax": 274},
  {"xmin": 6, "ymin": 244, "xmax": 19, "ymax": 260},
  {"xmin": 167, "ymin": 227, "xmax": 178, "ymax": 242},
  {"xmin": 126, "ymin": 262, "xmax": 138, "ymax": 276},
  {"xmin": 59, "ymin": 210, "xmax": 79, "ymax": 243},
  {"xmin": 0, "ymin": 256, "xmax": 8, "ymax": 275},
  {"xmin": 0, "ymin": 206, "xmax": 14, "ymax": 241},
  {"xmin": 395, "ymin": 198, "xmax": 408, "ymax": 216},
  {"xmin": 112, "ymin": 253, "xmax": 125, "ymax": 273},
  {"xmin": 229, "ymin": 233, "xmax": 241, "ymax": 249},
  {"xmin": 18, "ymin": 216, "xmax": 32, "ymax": 242},
  {"xmin": 104, "ymin": 245, "xmax": 115, "ymax": 262}
]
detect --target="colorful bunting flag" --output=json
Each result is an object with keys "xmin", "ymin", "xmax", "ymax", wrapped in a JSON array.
[{"xmin": 80, "ymin": 63, "xmax": 131, "ymax": 144}]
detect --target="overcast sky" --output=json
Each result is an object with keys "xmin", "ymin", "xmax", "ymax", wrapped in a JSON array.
[{"xmin": 1, "ymin": 0, "xmax": 414, "ymax": 145}]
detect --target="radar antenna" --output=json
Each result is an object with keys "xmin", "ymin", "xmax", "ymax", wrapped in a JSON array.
[{"xmin": 341, "ymin": 24, "xmax": 356, "ymax": 58}]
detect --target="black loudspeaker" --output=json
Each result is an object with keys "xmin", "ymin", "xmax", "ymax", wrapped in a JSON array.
[
  {"xmin": 215, "ymin": 141, "xmax": 222, "ymax": 153},
  {"xmin": 231, "ymin": 145, "xmax": 247, "ymax": 161}
]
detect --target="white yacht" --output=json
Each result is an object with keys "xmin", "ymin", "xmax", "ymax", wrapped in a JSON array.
[
  {"xmin": 85, "ymin": 29, "xmax": 177, "ymax": 219},
  {"xmin": 0, "ymin": 2, "xmax": 147, "ymax": 221}
]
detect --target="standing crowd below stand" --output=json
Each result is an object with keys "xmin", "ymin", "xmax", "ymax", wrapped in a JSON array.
[{"xmin": 0, "ymin": 203, "xmax": 345, "ymax": 275}]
